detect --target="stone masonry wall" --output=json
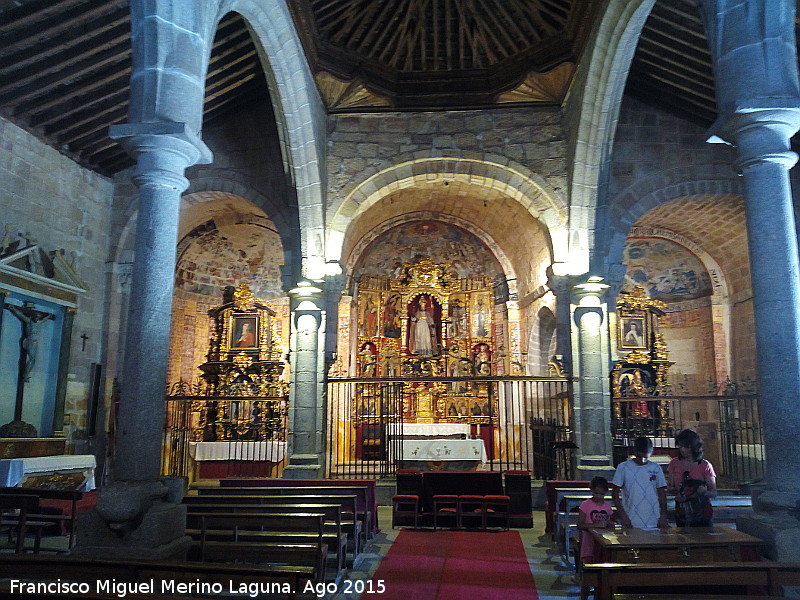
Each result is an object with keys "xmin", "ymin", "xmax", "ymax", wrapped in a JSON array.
[
  {"xmin": 327, "ymin": 106, "xmax": 568, "ymax": 217},
  {"xmin": 0, "ymin": 115, "xmax": 114, "ymax": 450}
]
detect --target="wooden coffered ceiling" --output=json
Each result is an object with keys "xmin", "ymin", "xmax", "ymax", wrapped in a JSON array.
[{"xmin": 0, "ymin": 0, "xmax": 790, "ymax": 178}]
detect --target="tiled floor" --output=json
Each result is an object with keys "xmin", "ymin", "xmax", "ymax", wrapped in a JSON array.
[{"xmin": 331, "ymin": 507, "xmax": 580, "ymax": 600}]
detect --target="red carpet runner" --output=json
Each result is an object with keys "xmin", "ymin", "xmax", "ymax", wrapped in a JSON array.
[{"xmin": 371, "ymin": 530, "xmax": 539, "ymax": 600}]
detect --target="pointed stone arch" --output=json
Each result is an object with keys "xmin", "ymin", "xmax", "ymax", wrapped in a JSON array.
[
  {"xmin": 216, "ymin": 0, "xmax": 327, "ymax": 278},
  {"xmin": 564, "ymin": 0, "xmax": 656, "ymax": 274}
]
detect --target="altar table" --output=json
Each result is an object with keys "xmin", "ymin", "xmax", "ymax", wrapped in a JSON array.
[
  {"xmin": 0, "ymin": 454, "xmax": 96, "ymax": 491},
  {"xmin": 189, "ymin": 441, "xmax": 287, "ymax": 479},
  {"xmin": 390, "ymin": 438, "xmax": 487, "ymax": 463},
  {"xmin": 390, "ymin": 423, "xmax": 469, "ymax": 438},
  {"xmin": 189, "ymin": 441, "xmax": 287, "ymax": 462}
]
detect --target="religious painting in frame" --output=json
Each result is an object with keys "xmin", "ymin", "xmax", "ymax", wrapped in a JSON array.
[
  {"xmin": 619, "ymin": 315, "xmax": 647, "ymax": 350},
  {"xmin": 230, "ymin": 314, "xmax": 259, "ymax": 350}
]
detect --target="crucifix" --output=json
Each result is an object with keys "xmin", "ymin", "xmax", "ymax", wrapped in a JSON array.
[
  {"xmin": 80, "ymin": 333, "xmax": 89, "ymax": 351},
  {"xmin": 6, "ymin": 303, "xmax": 53, "ymax": 422}
]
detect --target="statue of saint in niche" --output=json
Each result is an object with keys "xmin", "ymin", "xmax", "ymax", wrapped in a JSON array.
[
  {"xmin": 408, "ymin": 294, "xmax": 439, "ymax": 357},
  {"xmin": 447, "ymin": 298, "xmax": 467, "ymax": 339}
]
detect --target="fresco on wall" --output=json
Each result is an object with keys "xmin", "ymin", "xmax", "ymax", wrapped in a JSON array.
[
  {"xmin": 175, "ymin": 220, "xmax": 284, "ymax": 299},
  {"xmin": 353, "ymin": 220, "xmax": 503, "ymax": 282},
  {"xmin": 622, "ymin": 238, "xmax": 712, "ymax": 302}
]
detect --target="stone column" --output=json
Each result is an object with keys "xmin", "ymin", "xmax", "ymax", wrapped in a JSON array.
[
  {"xmin": 73, "ymin": 125, "xmax": 210, "ymax": 560},
  {"xmin": 698, "ymin": 0, "xmax": 800, "ymax": 560},
  {"xmin": 571, "ymin": 277, "xmax": 616, "ymax": 480},
  {"xmin": 110, "ymin": 124, "xmax": 210, "ymax": 481},
  {"xmin": 284, "ymin": 282, "xmax": 326, "ymax": 478}
]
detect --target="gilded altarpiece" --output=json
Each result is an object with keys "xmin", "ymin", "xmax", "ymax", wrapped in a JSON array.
[
  {"xmin": 334, "ymin": 258, "xmax": 504, "ymax": 465},
  {"xmin": 166, "ymin": 283, "xmax": 288, "ymax": 446},
  {"xmin": 610, "ymin": 286, "xmax": 674, "ymax": 459}
]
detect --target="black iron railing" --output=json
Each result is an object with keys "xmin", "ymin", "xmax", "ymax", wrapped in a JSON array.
[{"xmin": 325, "ymin": 376, "xmax": 572, "ymax": 479}]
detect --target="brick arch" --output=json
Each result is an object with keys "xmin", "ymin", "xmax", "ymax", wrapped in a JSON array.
[
  {"xmin": 327, "ymin": 156, "xmax": 568, "ymax": 263},
  {"xmin": 217, "ymin": 0, "xmax": 327, "ymax": 277},
  {"xmin": 602, "ymin": 168, "xmax": 743, "ymax": 273}
]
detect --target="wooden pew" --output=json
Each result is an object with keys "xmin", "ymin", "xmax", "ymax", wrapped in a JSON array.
[
  {"xmin": 186, "ymin": 504, "xmax": 351, "ymax": 572},
  {"xmin": 0, "ymin": 553, "xmax": 314, "ymax": 599},
  {"xmin": 187, "ymin": 512, "xmax": 330, "ymax": 584},
  {"xmin": 184, "ymin": 492, "xmax": 363, "ymax": 556},
  {"xmin": 215, "ymin": 478, "xmax": 379, "ymax": 536},
  {"xmin": 581, "ymin": 561, "xmax": 800, "ymax": 600},
  {"xmin": 182, "ymin": 493, "xmax": 361, "ymax": 549},
  {"xmin": 193, "ymin": 486, "xmax": 370, "ymax": 549},
  {"xmin": 0, "ymin": 486, "xmax": 80, "ymax": 548}
]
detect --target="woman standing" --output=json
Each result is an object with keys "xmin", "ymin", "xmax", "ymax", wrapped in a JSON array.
[{"xmin": 667, "ymin": 429, "xmax": 717, "ymax": 527}]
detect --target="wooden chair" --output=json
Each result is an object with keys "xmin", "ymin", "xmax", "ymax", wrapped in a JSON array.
[
  {"xmin": 392, "ymin": 469, "xmax": 423, "ymax": 528},
  {"xmin": 483, "ymin": 494, "xmax": 511, "ymax": 530},
  {"xmin": 0, "ymin": 493, "xmax": 50, "ymax": 553},
  {"xmin": 432, "ymin": 495, "xmax": 459, "ymax": 530},
  {"xmin": 391, "ymin": 495, "xmax": 419, "ymax": 529},
  {"xmin": 457, "ymin": 494, "xmax": 485, "ymax": 529}
]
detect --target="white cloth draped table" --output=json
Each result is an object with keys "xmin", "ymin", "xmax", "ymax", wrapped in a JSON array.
[
  {"xmin": 189, "ymin": 441, "xmax": 287, "ymax": 463},
  {"xmin": 391, "ymin": 438, "xmax": 487, "ymax": 463},
  {"xmin": 0, "ymin": 454, "xmax": 96, "ymax": 491}
]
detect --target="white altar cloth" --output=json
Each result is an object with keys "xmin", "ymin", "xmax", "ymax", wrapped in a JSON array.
[
  {"xmin": 189, "ymin": 441, "xmax": 287, "ymax": 463},
  {"xmin": 0, "ymin": 454, "xmax": 96, "ymax": 490},
  {"xmin": 391, "ymin": 423, "xmax": 470, "ymax": 437},
  {"xmin": 391, "ymin": 439, "xmax": 487, "ymax": 463}
]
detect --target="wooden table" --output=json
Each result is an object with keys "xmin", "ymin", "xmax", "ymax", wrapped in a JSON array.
[{"xmin": 589, "ymin": 525, "xmax": 763, "ymax": 564}]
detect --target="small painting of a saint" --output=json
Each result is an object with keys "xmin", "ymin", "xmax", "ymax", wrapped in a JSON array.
[{"xmin": 232, "ymin": 316, "xmax": 258, "ymax": 349}]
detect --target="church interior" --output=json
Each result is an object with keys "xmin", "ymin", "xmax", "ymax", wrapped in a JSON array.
[{"xmin": 1, "ymin": 0, "xmax": 800, "ymax": 597}]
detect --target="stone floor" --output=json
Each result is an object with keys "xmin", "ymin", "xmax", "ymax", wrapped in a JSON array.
[{"xmin": 330, "ymin": 506, "xmax": 580, "ymax": 600}]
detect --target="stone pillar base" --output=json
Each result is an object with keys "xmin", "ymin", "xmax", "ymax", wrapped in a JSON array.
[
  {"xmin": 736, "ymin": 487, "xmax": 800, "ymax": 562},
  {"xmin": 576, "ymin": 454, "xmax": 615, "ymax": 482},
  {"xmin": 73, "ymin": 480, "xmax": 190, "ymax": 560},
  {"xmin": 282, "ymin": 453, "xmax": 323, "ymax": 479}
]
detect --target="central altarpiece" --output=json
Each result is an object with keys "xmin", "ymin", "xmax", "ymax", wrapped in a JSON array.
[{"xmin": 353, "ymin": 257, "xmax": 498, "ymax": 428}]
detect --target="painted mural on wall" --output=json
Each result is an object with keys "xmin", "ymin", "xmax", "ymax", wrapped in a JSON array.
[
  {"xmin": 352, "ymin": 220, "xmax": 503, "ymax": 284},
  {"xmin": 175, "ymin": 219, "xmax": 284, "ymax": 299},
  {"xmin": 622, "ymin": 238, "xmax": 712, "ymax": 302}
]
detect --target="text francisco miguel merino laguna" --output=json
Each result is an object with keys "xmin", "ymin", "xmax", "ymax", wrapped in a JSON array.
[{"xmin": 9, "ymin": 578, "xmax": 309, "ymax": 597}]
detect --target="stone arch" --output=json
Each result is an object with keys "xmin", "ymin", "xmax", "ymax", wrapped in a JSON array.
[
  {"xmin": 564, "ymin": 0, "xmax": 656, "ymax": 274},
  {"xmin": 603, "ymin": 168, "xmax": 743, "ymax": 274},
  {"xmin": 186, "ymin": 175, "xmax": 299, "ymax": 273},
  {"xmin": 215, "ymin": 0, "xmax": 327, "ymax": 278},
  {"xmin": 327, "ymin": 155, "xmax": 568, "ymax": 264}
]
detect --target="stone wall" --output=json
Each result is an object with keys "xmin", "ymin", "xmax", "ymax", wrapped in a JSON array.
[
  {"xmin": 327, "ymin": 106, "xmax": 567, "ymax": 208},
  {"xmin": 0, "ymin": 115, "xmax": 114, "ymax": 449}
]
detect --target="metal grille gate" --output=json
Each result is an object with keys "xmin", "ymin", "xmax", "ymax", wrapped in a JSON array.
[{"xmin": 325, "ymin": 376, "xmax": 572, "ymax": 479}]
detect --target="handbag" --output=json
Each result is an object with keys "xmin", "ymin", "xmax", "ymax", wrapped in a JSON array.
[{"xmin": 675, "ymin": 478, "xmax": 713, "ymax": 527}]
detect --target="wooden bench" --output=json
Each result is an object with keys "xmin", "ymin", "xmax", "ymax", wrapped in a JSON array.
[
  {"xmin": 215, "ymin": 478, "xmax": 379, "ymax": 536},
  {"xmin": 186, "ymin": 503, "xmax": 353, "ymax": 572},
  {"xmin": 0, "ymin": 492, "xmax": 61, "ymax": 554},
  {"xmin": 208, "ymin": 479, "xmax": 379, "ymax": 536},
  {"xmin": 185, "ymin": 492, "xmax": 363, "ymax": 555},
  {"xmin": 187, "ymin": 511, "xmax": 330, "ymax": 584},
  {"xmin": 194, "ymin": 486, "xmax": 371, "ymax": 548},
  {"xmin": 582, "ymin": 561, "xmax": 800, "ymax": 600},
  {"xmin": 0, "ymin": 553, "xmax": 314, "ymax": 599}
]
